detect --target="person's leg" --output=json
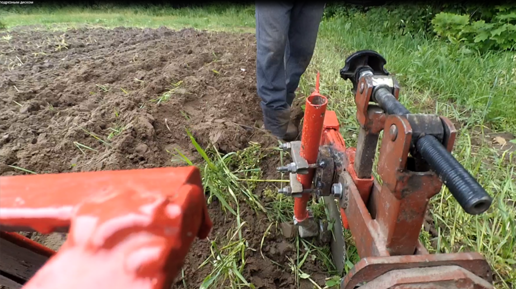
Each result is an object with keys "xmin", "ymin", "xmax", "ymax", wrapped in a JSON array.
[
  {"xmin": 285, "ymin": 3, "xmax": 325, "ymax": 105},
  {"xmin": 255, "ymin": 2, "xmax": 295, "ymax": 140}
]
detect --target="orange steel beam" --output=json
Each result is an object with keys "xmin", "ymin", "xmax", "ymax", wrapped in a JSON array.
[{"xmin": 0, "ymin": 167, "xmax": 212, "ymax": 289}]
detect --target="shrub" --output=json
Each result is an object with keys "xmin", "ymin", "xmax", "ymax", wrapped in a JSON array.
[{"xmin": 432, "ymin": 5, "xmax": 516, "ymax": 51}]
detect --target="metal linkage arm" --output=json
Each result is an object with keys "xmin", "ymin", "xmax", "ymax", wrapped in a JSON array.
[{"xmin": 340, "ymin": 50, "xmax": 492, "ymax": 215}]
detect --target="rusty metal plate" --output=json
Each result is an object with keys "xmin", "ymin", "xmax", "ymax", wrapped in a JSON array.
[
  {"xmin": 322, "ymin": 195, "xmax": 346, "ymax": 275},
  {"xmin": 358, "ymin": 265, "xmax": 493, "ymax": 289},
  {"xmin": 341, "ymin": 253, "xmax": 493, "ymax": 289}
]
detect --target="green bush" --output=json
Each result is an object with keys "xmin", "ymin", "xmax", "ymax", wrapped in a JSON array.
[
  {"xmin": 324, "ymin": 3, "xmax": 516, "ymax": 51},
  {"xmin": 324, "ymin": 3, "xmax": 448, "ymax": 37},
  {"xmin": 368, "ymin": 5, "xmax": 436, "ymax": 36},
  {"xmin": 432, "ymin": 5, "xmax": 516, "ymax": 51}
]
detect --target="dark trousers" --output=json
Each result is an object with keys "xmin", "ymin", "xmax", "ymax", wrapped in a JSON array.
[
  {"xmin": 255, "ymin": 2, "xmax": 325, "ymax": 137},
  {"xmin": 256, "ymin": 1, "xmax": 324, "ymax": 110}
]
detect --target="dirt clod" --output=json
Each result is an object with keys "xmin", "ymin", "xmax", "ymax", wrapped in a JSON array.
[{"xmin": 281, "ymin": 221, "xmax": 298, "ymax": 239}]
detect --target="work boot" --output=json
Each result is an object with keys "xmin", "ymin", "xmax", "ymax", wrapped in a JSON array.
[
  {"xmin": 285, "ymin": 121, "xmax": 299, "ymax": 141},
  {"xmin": 262, "ymin": 106, "xmax": 299, "ymax": 142}
]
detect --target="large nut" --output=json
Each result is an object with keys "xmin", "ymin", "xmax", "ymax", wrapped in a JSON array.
[
  {"xmin": 278, "ymin": 186, "xmax": 292, "ymax": 195},
  {"xmin": 332, "ymin": 183, "xmax": 343, "ymax": 198},
  {"xmin": 279, "ymin": 142, "xmax": 291, "ymax": 151}
]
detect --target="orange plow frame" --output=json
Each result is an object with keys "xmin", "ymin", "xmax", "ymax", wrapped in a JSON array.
[{"xmin": 0, "ymin": 167, "xmax": 212, "ymax": 289}]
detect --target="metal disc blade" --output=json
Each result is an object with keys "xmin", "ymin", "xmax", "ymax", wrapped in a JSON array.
[{"xmin": 322, "ymin": 195, "xmax": 346, "ymax": 275}]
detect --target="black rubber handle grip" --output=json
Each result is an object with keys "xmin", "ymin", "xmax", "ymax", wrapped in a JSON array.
[{"xmin": 416, "ymin": 135, "xmax": 492, "ymax": 215}]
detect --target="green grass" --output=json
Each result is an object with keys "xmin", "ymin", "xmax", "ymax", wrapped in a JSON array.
[
  {"xmin": 7, "ymin": 165, "xmax": 37, "ymax": 174},
  {"xmin": 299, "ymin": 10, "xmax": 516, "ymax": 135},
  {"xmin": 174, "ymin": 132, "xmax": 264, "ymax": 288},
  {"xmin": 2, "ymin": 3, "xmax": 515, "ymax": 288},
  {"xmin": 0, "ymin": 4, "xmax": 256, "ymax": 32}
]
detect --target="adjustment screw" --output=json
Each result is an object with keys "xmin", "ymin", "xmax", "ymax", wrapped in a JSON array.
[
  {"xmin": 277, "ymin": 166, "xmax": 289, "ymax": 173},
  {"xmin": 389, "ymin": 124, "xmax": 398, "ymax": 141},
  {"xmin": 277, "ymin": 162, "xmax": 297, "ymax": 173},
  {"xmin": 331, "ymin": 183, "xmax": 343, "ymax": 198}
]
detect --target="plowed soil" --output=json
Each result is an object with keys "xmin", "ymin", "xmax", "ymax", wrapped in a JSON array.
[{"xmin": 0, "ymin": 26, "xmax": 325, "ymax": 288}]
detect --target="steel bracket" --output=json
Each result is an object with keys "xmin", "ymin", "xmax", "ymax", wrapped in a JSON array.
[{"xmin": 278, "ymin": 141, "xmax": 311, "ymax": 174}]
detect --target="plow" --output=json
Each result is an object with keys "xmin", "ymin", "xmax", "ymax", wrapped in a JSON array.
[{"xmin": 0, "ymin": 50, "xmax": 495, "ymax": 289}]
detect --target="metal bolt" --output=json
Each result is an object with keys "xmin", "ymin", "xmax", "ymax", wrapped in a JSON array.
[
  {"xmin": 279, "ymin": 142, "xmax": 291, "ymax": 151},
  {"xmin": 277, "ymin": 166, "xmax": 289, "ymax": 173},
  {"xmin": 277, "ymin": 162, "xmax": 297, "ymax": 173},
  {"xmin": 331, "ymin": 183, "xmax": 343, "ymax": 198},
  {"xmin": 360, "ymin": 70, "xmax": 374, "ymax": 79},
  {"xmin": 278, "ymin": 186, "xmax": 292, "ymax": 195},
  {"xmin": 359, "ymin": 82, "xmax": 365, "ymax": 93},
  {"xmin": 389, "ymin": 124, "xmax": 398, "ymax": 141}
]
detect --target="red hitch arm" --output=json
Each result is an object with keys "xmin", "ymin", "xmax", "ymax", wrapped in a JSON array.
[{"xmin": 0, "ymin": 167, "xmax": 212, "ymax": 289}]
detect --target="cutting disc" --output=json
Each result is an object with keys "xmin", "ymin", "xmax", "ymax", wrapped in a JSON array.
[{"xmin": 322, "ymin": 195, "xmax": 346, "ymax": 275}]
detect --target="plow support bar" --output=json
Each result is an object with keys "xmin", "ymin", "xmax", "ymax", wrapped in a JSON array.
[{"xmin": 295, "ymin": 84, "xmax": 328, "ymax": 222}]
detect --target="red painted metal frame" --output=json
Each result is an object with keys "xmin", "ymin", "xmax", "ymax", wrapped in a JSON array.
[
  {"xmin": 295, "ymin": 73, "xmax": 328, "ymax": 222},
  {"xmin": 317, "ymin": 109, "xmax": 493, "ymax": 288},
  {"xmin": 319, "ymin": 110, "xmax": 350, "ymax": 229},
  {"xmin": 0, "ymin": 167, "xmax": 212, "ymax": 289},
  {"xmin": 319, "ymin": 110, "xmax": 376, "ymax": 230}
]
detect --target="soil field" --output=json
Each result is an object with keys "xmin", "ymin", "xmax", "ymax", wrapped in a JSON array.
[{"xmin": 0, "ymin": 26, "xmax": 326, "ymax": 288}]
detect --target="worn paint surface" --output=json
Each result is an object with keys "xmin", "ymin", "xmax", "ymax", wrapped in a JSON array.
[
  {"xmin": 358, "ymin": 265, "xmax": 493, "ymax": 289},
  {"xmin": 341, "ymin": 253, "xmax": 493, "ymax": 289}
]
